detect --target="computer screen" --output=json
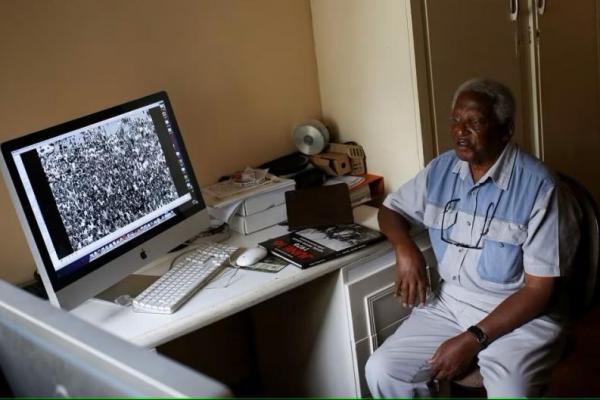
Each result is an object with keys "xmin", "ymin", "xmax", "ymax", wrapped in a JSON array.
[
  {"xmin": 1, "ymin": 92, "xmax": 210, "ymax": 309},
  {"xmin": 0, "ymin": 279, "xmax": 229, "ymax": 397}
]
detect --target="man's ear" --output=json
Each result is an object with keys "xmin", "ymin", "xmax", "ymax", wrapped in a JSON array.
[{"xmin": 501, "ymin": 121, "xmax": 514, "ymax": 143}]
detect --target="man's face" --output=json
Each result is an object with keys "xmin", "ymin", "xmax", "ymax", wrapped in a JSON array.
[{"xmin": 450, "ymin": 91, "xmax": 510, "ymax": 165}]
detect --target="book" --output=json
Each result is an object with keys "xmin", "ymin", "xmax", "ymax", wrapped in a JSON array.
[
  {"xmin": 324, "ymin": 175, "xmax": 371, "ymax": 206},
  {"xmin": 353, "ymin": 173, "xmax": 384, "ymax": 205},
  {"xmin": 324, "ymin": 173, "xmax": 384, "ymax": 207},
  {"xmin": 350, "ymin": 184, "xmax": 372, "ymax": 207},
  {"xmin": 259, "ymin": 223, "xmax": 385, "ymax": 269},
  {"xmin": 324, "ymin": 175, "xmax": 366, "ymax": 189}
]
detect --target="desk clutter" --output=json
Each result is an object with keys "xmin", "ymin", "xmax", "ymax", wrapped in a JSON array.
[
  {"xmin": 145, "ymin": 120, "xmax": 386, "ymax": 314},
  {"xmin": 194, "ymin": 119, "xmax": 387, "ymax": 296},
  {"xmin": 4, "ymin": 87, "xmax": 390, "ymax": 337},
  {"xmin": 203, "ymin": 171, "xmax": 295, "ymax": 235},
  {"xmin": 202, "ymin": 120, "xmax": 384, "ymax": 237}
]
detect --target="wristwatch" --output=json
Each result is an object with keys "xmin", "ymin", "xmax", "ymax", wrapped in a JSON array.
[{"xmin": 467, "ymin": 325, "xmax": 490, "ymax": 348}]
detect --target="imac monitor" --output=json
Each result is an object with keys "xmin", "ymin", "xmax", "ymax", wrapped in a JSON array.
[{"xmin": 0, "ymin": 92, "xmax": 210, "ymax": 310}]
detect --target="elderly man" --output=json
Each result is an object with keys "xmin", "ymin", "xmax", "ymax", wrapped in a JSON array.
[{"xmin": 365, "ymin": 78, "xmax": 578, "ymax": 397}]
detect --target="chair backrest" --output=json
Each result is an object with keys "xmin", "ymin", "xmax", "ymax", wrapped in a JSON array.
[{"xmin": 558, "ymin": 173, "xmax": 600, "ymax": 313}]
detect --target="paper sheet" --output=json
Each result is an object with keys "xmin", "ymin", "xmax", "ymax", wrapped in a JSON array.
[
  {"xmin": 324, "ymin": 175, "xmax": 366, "ymax": 189},
  {"xmin": 207, "ymin": 200, "xmax": 243, "ymax": 223}
]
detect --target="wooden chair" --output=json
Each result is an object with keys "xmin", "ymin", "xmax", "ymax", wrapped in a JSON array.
[{"xmin": 449, "ymin": 173, "xmax": 600, "ymax": 397}]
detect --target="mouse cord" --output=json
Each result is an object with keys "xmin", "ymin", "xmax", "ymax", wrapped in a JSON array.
[
  {"xmin": 205, "ymin": 254, "xmax": 240, "ymax": 289},
  {"xmin": 223, "ymin": 255, "xmax": 241, "ymax": 287}
]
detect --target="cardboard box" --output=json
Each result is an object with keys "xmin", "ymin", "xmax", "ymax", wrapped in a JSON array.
[
  {"xmin": 229, "ymin": 203, "xmax": 287, "ymax": 235},
  {"xmin": 236, "ymin": 183, "xmax": 295, "ymax": 216},
  {"xmin": 328, "ymin": 143, "xmax": 366, "ymax": 175},
  {"xmin": 310, "ymin": 152, "xmax": 352, "ymax": 176}
]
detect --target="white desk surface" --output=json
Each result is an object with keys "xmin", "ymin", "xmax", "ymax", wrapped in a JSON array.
[{"xmin": 72, "ymin": 206, "xmax": 390, "ymax": 348}]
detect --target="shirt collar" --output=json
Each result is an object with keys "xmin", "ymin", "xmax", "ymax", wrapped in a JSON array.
[{"xmin": 451, "ymin": 143, "xmax": 517, "ymax": 191}]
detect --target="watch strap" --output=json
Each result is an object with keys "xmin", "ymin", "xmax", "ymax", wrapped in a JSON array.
[{"xmin": 467, "ymin": 325, "xmax": 489, "ymax": 348}]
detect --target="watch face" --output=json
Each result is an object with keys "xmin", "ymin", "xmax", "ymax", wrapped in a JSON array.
[{"xmin": 468, "ymin": 326, "xmax": 488, "ymax": 345}]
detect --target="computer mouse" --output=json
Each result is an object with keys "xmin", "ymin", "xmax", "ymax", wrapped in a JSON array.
[{"xmin": 236, "ymin": 246, "xmax": 268, "ymax": 267}]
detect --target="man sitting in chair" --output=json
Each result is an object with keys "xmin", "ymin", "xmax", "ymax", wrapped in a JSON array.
[{"xmin": 365, "ymin": 78, "xmax": 579, "ymax": 397}]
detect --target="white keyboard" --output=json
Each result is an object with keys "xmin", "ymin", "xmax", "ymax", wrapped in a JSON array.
[{"xmin": 132, "ymin": 242, "xmax": 238, "ymax": 314}]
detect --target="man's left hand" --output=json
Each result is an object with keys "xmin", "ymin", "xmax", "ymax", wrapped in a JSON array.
[{"xmin": 429, "ymin": 332, "xmax": 481, "ymax": 380}]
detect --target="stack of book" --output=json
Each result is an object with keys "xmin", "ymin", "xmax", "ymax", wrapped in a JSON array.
[{"xmin": 324, "ymin": 173, "xmax": 384, "ymax": 207}]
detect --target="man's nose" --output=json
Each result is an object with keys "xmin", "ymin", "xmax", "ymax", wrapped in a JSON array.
[{"xmin": 453, "ymin": 121, "xmax": 468, "ymax": 136}]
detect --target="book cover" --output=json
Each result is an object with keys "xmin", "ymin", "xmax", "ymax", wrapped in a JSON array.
[{"xmin": 259, "ymin": 223, "xmax": 385, "ymax": 269}]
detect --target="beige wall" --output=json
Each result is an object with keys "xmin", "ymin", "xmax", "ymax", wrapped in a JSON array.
[
  {"xmin": 0, "ymin": 0, "xmax": 321, "ymax": 284},
  {"xmin": 311, "ymin": 0, "xmax": 424, "ymax": 192}
]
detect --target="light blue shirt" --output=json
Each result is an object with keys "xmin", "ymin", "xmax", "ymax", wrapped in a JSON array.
[{"xmin": 384, "ymin": 143, "xmax": 579, "ymax": 303}]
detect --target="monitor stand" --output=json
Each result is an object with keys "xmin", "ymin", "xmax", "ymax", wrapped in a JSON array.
[
  {"xmin": 21, "ymin": 277, "xmax": 48, "ymax": 300},
  {"xmin": 22, "ymin": 273, "xmax": 160, "ymax": 305},
  {"xmin": 95, "ymin": 274, "xmax": 159, "ymax": 304},
  {"xmin": 95, "ymin": 248, "xmax": 177, "ymax": 304}
]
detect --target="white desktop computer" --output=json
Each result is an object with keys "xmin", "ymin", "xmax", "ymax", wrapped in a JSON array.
[{"xmin": 0, "ymin": 92, "xmax": 210, "ymax": 309}]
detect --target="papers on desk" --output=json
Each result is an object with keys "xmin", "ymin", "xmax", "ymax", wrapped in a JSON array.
[
  {"xmin": 203, "ymin": 168, "xmax": 270, "ymax": 200},
  {"xmin": 324, "ymin": 175, "xmax": 371, "ymax": 206},
  {"xmin": 238, "ymin": 253, "xmax": 288, "ymax": 273},
  {"xmin": 205, "ymin": 199, "xmax": 242, "ymax": 224},
  {"xmin": 202, "ymin": 172, "xmax": 295, "ymax": 224},
  {"xmin": 324, "ymin": 175, "xmax": 366, "ymax": 189}
]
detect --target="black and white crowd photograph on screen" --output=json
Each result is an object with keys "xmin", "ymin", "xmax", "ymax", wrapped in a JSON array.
[{"xmin": 38, "ymin": 111, "xmax": 179, "ymax": 252}]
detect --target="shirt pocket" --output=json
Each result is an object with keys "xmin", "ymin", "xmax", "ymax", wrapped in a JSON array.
[
  {"xmin": 477, "ymin": 222, "xmax": 527, "ymax": 284},
  {"xmin": 423, "ymin": 203, "xmax": 457, "ymax": 230}
]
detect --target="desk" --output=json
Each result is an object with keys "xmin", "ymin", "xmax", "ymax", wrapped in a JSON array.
[{"xmin": 71, "ymin": 206, "xmax": 434, "ymax": 396}]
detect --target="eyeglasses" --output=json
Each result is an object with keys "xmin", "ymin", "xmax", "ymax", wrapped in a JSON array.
[{"xmin": 440, "ymin": 198, "xmax": 496, "ymax": 250}]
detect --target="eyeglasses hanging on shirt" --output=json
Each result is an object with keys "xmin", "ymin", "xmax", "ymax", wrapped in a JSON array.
[{"xmin": 440, "ymin": 197, "xmax": 501, "ymax": 250}]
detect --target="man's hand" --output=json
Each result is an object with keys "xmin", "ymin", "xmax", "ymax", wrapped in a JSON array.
[
  {"xmin": 377, "ymin": 205, "xmax": 429, "ymax": 307},
  {"xmin": 429, "ymin": 332, "xmax": 481, "ymax": 381},
  {"xmin": 394, "ymin": 246, "xmax": 428, "ymax": 306}
]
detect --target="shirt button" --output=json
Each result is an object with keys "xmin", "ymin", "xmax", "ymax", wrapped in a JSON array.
[
  {"xmin": 452, "ymin": 276, "xmax": 457, "ymax": 280},
  {"xmin": 466, "ymin": 221, "xmax": 471, "ymax": 226},
  {"xmin": 499, "ymin": 243, "xmax": 505, "ymax": 248},
  {"xmin": 458, "ymin": 248, "xmax": 464, "ymax": 253}
]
